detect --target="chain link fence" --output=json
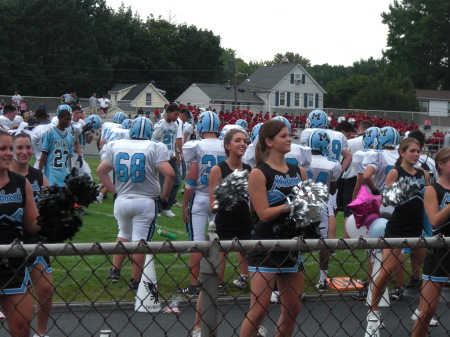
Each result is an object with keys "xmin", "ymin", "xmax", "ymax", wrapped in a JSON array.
[{"xmin": 1, "ymin": 227, "xmax": 449, "ymax": 337}]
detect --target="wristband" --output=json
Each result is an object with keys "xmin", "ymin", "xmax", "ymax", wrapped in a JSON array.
[{"xmin": 185, "ymin": 179, "xmax": 197, "ymax": 189}]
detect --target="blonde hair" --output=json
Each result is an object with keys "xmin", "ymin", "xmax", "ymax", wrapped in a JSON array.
[
  {"xmin": 255, "ymin": 120, "xmax": 286, "ymax": 166},
  {"xmin": 395, "ymin": 137, "xmax": 420, "ymax": 166},
  {"xmin": 435, "ymin": 147, "xmax": 450, "ymax": 175}
]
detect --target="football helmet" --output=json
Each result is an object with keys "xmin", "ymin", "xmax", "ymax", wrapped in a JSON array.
[
  {"xmin": 235, "ymin": 119, "xmax": 248, "ymax": 130},
  {"xmin": 272, "ymin": 116, "xmax": 291, "ymax": 132},
  {"xmin": 84, "ymin": 114, "xmax": 102, "ymax": 130},
  {"xmin": 362, "ymin": 127, "xmax": 379, "ymax": 149},
  {"xmin": 196, "ymin": 111, "xmax": 220, "ymax": 136},
  {"xmin": 121, "ymin": 118, "xmax": 133, "ymax": 130},
  {"xmin": 307, "ymin": 129, "xmax": 330, "ymax": 156},
  {"xmin": 251, "ymin": 123, "xmax": 264, "ymax": 142},
  {"xmin": 56, "ymin": 104, "xmax": 72, "ymax": 116},
  {"xmin": 306, "ymin": 110, "xmax": 328, "ymax": 129},
  {"xmin": 129, "ymin": 116, "xmax": 153, "ymax": 140},
  {"xmin": 113, "ymin": 111, "xmax": 126, "ymax": 124},
  {"xmin": 377, "ymin": 126, "xmax": 400, "ymax": 149}
]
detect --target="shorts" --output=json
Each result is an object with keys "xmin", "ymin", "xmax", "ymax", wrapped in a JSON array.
[
  {"xmin": 90, "ymin": 106, "xmax": 98, "ymax": 114},
  {"xmin": 422, "ymin": 247, "xmax": 450, "ymax": 282},
  {"xmin": 248, "ymin": 250, "xmax": 304, "ymax": 274},
  {"xmin": 186, "ymin": 193, "xmax": 216, "ymax": 241},
  {"xmin": 100, "ymin": 107, "xmax": 108, "ymax": 114},
  {"xmin": 0, "ymin": 258, "xmax": 31, "ymax": 295},
  {"xmin": 27, "ymin": 256, "xmax": 52, "ymax": 274},
  {"xmin": 342, "ymin": 177, "xmax": 357, "ymax": 217},
  {"xmin": 114, "ymin": 197, "xmax": 157, "ymax": 242}
]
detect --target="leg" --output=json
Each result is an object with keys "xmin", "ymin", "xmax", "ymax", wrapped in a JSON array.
[
  {"xmin": 30, "ymin": 263, "xmax": 54, "ymax": 336},
  {"xmin": 238, "ymin": 251, "xmax": 249, "ymax": 277},
  {"xmin": 240, "ymin": 272, "xmax": 276, "ymax": 337},
  {"xmin": 275, "ymin": 272, "xmax": 304, "ymax": 337},
  {"xmin": 0, "ymin": 290, "xmax": 34, "ymax": 337},
  {"xmin": 412, "ymin": 280, "xmax": 443, "ymax": 337}
]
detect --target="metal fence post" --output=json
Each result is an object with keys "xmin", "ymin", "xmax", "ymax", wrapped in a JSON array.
[{"xmin": 200, "ymin": 221, "xmax": 221, "ymax": 337}]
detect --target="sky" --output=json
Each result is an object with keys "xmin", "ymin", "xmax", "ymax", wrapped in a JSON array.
[{"xmin": 106, "ymin": 0, "xmax": 394, "ymax": 67}]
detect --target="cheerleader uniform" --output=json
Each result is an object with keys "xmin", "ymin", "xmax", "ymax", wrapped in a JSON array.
[
  {"xmin": 0, "ymin": 171, "xmax": 30, "ymax": 294},
  {"xmin": 215, "ymin": 162, "xmax": 252, "ymax": 240},
  {"xmin": 422, "ymin": 183, "xmax": 450, "ymax": 282},
  {"xmin": 24, "ymin": 166, "xmax": 52, "ymax": 272},
  {"xmin": 384, "ymin": 166, "xmax": 426, "ymax": 238},
  {"xmin": 248, "ymin": 162, "xmax": 304, "ymax": 273}
]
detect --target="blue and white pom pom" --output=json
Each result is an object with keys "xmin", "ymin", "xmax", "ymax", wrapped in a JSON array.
[
  {"xmin": 382, "ymin": 177, "xmax": 420, "ymax": 207},
  {"xmin": 214, "ymin": 169, "xmax": 249, "ymax": 211}
]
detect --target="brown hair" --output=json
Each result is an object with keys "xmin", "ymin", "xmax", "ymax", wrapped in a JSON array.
[
  {"xmin": 223, "ymin": 129, "xmax": 247, "ymax": 156},
  {"xmin": 0, "ymin": 130, "xmax": 11, "ymax": 138},
  {"xmin": 13, "ymin": 132, "xmax": 31, "ymax": 143},
  {"xmin": 394, "ymin": 137, "xmax": 420, "ymax": 166},
  {"xmin": 255, "ymin": 120, "xmax": 287, "ymax": 166},
  {"xmin": 435, "ymin": 147, "xmax": 450, "ymax": 175}
]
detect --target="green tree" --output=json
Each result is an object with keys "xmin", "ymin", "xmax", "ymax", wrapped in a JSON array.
[
  {"xmin": 382, "ymin": 0, "xmax": 450, "ymax": 89},
  {"xmin": 268, "ymin": 52, "xmax": 311, "ymax": 68}
]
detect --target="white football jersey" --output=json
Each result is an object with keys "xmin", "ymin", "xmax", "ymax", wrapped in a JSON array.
[
  {"xmin": 104, "ymin": 139, "xmax": 170, "ymax": 198},
  {"xmin": 99, "ymin": 122, "xmax": 122, "ymax": 157},
  {"xmin": 152, "ymin": 119, "xmax": 178, "ymax": 157},
  {"xmin": 362, "ymin": 149, "xmax": 399, "ymax": 193},
  {"xmin": 32, "ymin": 122, "xmax": 54, "ymax": 169},
  {"xmin": 182, "ymin": 138, "xmax": 226, "ymax": 195},
  {"xmin": 301, "ymin": 128, "xmax": 349, "ymax": 162},
  {"xmin": 342, "ymin": 136, "xmax": 364, "ymax": 179},
  {"xmin": 105, "ymin": 127, "xmax": 130, "ymax": 145},
  {"xmin": 306, "ymin": 155, "xmax": 342, "ymax": 190},
  {"xmin": 183, "ymin": 122, "xmax": 194, "ymax": 142},
  {"xmin": 352, "ymin": 149, "xmax": 374, "ymax": 175}
]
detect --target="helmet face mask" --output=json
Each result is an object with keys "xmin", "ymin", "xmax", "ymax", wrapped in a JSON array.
[
  {"xmin": 113, "ymin": 112, "xmax": 126, "ymax": 124},
  {"xmin": 129, "ymin": 117, "xmax": 153, "ymax": 140},
  {"xmin": 307, "ymin": 130, "xmax": 330, "ymax": 156},
  {"xmin": 197, "ymin": 111, "xmax": 220, "ymax": 136},
  {"xmin": 306, "ymin": 110, "xmax": 328, "ymax": 129}
]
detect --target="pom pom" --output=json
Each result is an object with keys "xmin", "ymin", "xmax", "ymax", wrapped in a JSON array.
[
  {"xmin": 36, "ymin": 187, "xmax": 82, "ymax": 243},
  {"xmin": 382, "ymin": 177, "xmax": 420, "ymax": 207},
  {"xmin": 214, "ymin": 169, "xmax": 249, "ymax": 211},
  {"xmin": 65, "ymin": 168, "xmax": 100, "ymax": 207}
]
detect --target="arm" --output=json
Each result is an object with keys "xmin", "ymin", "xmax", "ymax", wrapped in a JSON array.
[
  {"xmin": 208, "ymin": 165, "xmax": 222, "ymax": 213},
  {"xmin": 38, "ymin": 151, "xmax": 48, "ymax": 171},
  {"xmin": 363, "ymin": 166, "xmax": 378, "ymax": 194},
  {"xmin": 352, "ymin": 173, "xmax": 364, "ymax": 200},
  {"xmin": 182, "ymin": 162, "xmax": 199, "ymax": 224},
  {"xmin": 74, "ymin": 137, "xmax": 82, "ymax": 157},
  {"xmin": 248, "ymin": 169, "xmax": 290, "ymax": 223},
  {"xmin": 157, "ymin": 161, "xmax": 175, "ymax": 201},
  {"xmin": 340, "ymin": 149, "xmax": 352, "ymax": 172},
  {"xmin": 23, "ymin": 180, "xmax": 40, "ymax": 235},
  {"xmin": 176, "ymin": 138, "xmax": 183, "ymax": 163},
  {"xmin": 42, "ymin": 175, "xmax": 49, "ymax": 187},
  {"xmin": 424, "ymin": 186, "xmax": 450, "ymax": 228},
  {"xmin": 96, "ymin": 160, "xmax": 115, "ymax": 195}
]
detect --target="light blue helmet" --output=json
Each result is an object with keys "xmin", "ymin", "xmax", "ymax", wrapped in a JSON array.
[
  {"xmin": 307, "ymin": 129, "xmax": 331, "ymax": 156},
  {"xmin": 57, "ymin": 104, "xmax": 72, "ymax": 116},
  {"xmin": 129, "ymin": 117, "xmax": 153, "ymax": 140},
  {"xmin": 251, "ymin": 123, "xmax": 264, "ymax": 142},
  {"xmin": 113, "ymin": 111, "xmax": 126, "ymax": 124},
  {"xmin": 306, "ymin": 110, "xmax": 328, "ymax": 129},
  {"xmin": 377, "ymin": 126, "xmax": 400, "ymax": 149},
  {"xmin": 362, "ymin": 127, "xmax": 379, "ymax": 149},
  {"xmin": 197, "ymin": 111, "xmax": 220, "ymax": 136},
  {"xmin": 235, "ymin": 119, "xmax": 248, "ymax": 130},
  {"xmin": 219, "ymin": 124, "xmax": 244, "ymax": 140},
  {"xmin": 272, "ymin": 116, "xmax": 291, "ymax": 132},
  {"xmin": 121, "ymin": 118, "xmax": 133, "ymax": 129},
  {"xmin": 84, "ymin": 114, "xmax": 102, "ymax": 130}
]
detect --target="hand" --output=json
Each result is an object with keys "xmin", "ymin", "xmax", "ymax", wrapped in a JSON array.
[{"xmin": 76, "ymin": 155, "xmax": 83, "ymax": 168}]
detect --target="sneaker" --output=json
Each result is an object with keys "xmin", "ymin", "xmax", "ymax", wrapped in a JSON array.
[
  {"xmin": 411, "ymin": 309, "xmax": 439, "ymax": 326},
  {"xmin": 233, "ymin": 275, "xmax": 249, "ymax": 289},
  {"xmin": 106, "ymin": 268, "xmax": 121, "ymax": 283},
  {"xmin": 177, "ymin": 284, "xmax": 199, "ymax": 296},
  {"xmin": 352, "ymin": 288, "xmax": 368, "ymax": 301},
  {"xmin": 367, "ymin": 309, "xmax": 381, "ymax": 322},
  {"xmin": 191, "ymin": 328, "xmax": 201, "ymax": 337},
  {"xmin": 389, "ymin": 287, "xmax": 403, "ymax": 300},
  {"xmin": 257, "ymin": 326, "xmax": 267, "ymax": 337},
  {"xmin": 0, "ymin": 311, "xmax": 4, "ymax": 319},
  {"xmin": 161, "ymin": 210, "xmax": 176, "ymax": 217},
  {"xmin": 129, "ymin": 278, "xmax": 140, "ymax": 290},
  {"xmin": 316, "ymin": 280, "xmax": 329, "ymax": 293},
  {"xmin": 356, "ymin": 279, "xmax": 369, "ymax": 288},
  {"xmin": 270, "ymin": 291, "xmax": 280, "ymax": 303},
  {"xmin": 405, "ymin": 278, "xmax": 422, "ymax": 289},
  {"xmin": 181, "ymin": 189, "xmax": 185, "ymax": 195},
  {"xmin": 173, "ymin": 202, "xmax": 182, "ymax": 207},
  {"xmin": 218, "ymin": 284, "xmax": 228, "ymax": 296}
]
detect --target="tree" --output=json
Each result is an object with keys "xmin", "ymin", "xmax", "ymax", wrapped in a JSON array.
[
  {"xmin": 324, "ymin": 75, "xmax": 369, "ymax": 108},
  {"xmin": 382, "ymin": 0, "xmax": 450, "ymax": 89},
  {"xmin": 268, "ymin": 52, "xmax": 311, "ymax": 68}
]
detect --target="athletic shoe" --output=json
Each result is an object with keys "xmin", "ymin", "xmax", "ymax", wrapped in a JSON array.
[
  {"xmin": 270, "ymin": 291, "xmax": 280, "ymax": 303},
  {"xmin": 367, "ymin": 309, "xmax": 381, "ymax": 322},
  {"xmin": 356, "ymin": 279, "xmax": 368, "ymax": 288},
  {"xmin": 177, "ymin": 284, "xmax": 199, "ymax": 296},
  {"xmin": 218, "ymin": 284, "xmax": 228, "ymax": 296},
  {"xmin": 173, "ymin": 202, "xmax": 182, "ymax": 207},
  {"xmin": 352, "ymin": 288, "xmax": 368, "ymax": 301},
  {"xmin": 191, "ymin": 328, "xmax": 201, "ymax": 337},
  {"xmin": 181, "ymin": 189, "xmax": 185, "ymax": 195},
  {"xmin": 233, "ymin": 275, "xmax": 249, "ymax": 289},
  {"xmin": 129, "ymin": 278, "xmax": 140, "ymax": 290},
  {"xmin": 106, "ymin": 268, "xmax": 121, "ymax": 283},
  {"xmin": 389, "ymin": 287, "xmax": 404, "ymax": 300},
  {"xmin": 257, "ymin": 326, "xmax": 267, "ymax": 337},
  {"xmin": 0, "ymin": 311, "xmax": 4, "ymax": 319},
  {"xmin": 316, "ymin": 280, "xmax": 329, "ymax": 293},
  {"xmin": 405, "ymin": 278, "xmax": 422, "ymax": 289},
  {"xmin": 411, "ymin": 309, "xmax": 439, "ymax": 326},
  {"xmin": 161, "ymin": 210, "xmax": 176, "ymax": 217}
]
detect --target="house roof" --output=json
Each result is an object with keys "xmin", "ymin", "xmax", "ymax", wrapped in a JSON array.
[
  {"xmin": 121, "ymin": 83, "xmax": 152, "ymax": 101},
  {"xmin": 247, "ymin": 63, "xmax": 325, "ymax": 93},
  {"xmin": 109, "ymin": 83, "xmax": 136, "ymax": 93},
  {"xmin": 193, "ymin": 83, "xmax": 264, "ymax": 103},
  {"xmin": 416, "ymin": 89, "xmax": 450, "ymax": 100}
]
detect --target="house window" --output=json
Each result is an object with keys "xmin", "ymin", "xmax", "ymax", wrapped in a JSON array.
[
  {"xmin": 294, "ymin": 74, "xmax": 301, "ymax": 84},
  {"xmin": 279, "ymin": 92, "xmax": 286, "ymax": 106},
  {"xmin": 146, "ymin": 93, "xmax": 152, "ymax": 106},
  {"xmin": 420, "ymin": 101, "xmax": 429, "ymax": 113},
  {"xmin": 308, "ymin": 93, "xmax": 314, "ymax": 107},
  {"xmin": 294, "ymin": 93, "xmax": 300, "ymax": 106}
]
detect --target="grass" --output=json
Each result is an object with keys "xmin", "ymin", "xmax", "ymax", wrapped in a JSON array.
[{"xmin": 47, "ymin": 157, "xmax": 408, "ymax": 303}]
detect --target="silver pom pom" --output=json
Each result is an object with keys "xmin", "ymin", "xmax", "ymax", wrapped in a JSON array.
[
  {"xmin": 214, "ymin": 169, "xmax": 249, "ymax": 211},
  {"xmin": 382, "ymin": 177, "xmax": 420, "ymax": 207}
]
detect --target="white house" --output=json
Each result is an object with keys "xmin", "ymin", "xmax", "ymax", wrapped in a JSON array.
[
  {"xmin": 416, "ymin": 89, "xmax": 450, "ymax": 116},
  {"xmin": 176, "ymin": 63, "xmax": 325, "ymax": 114}
]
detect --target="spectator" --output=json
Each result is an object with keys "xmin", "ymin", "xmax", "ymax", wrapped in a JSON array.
[
  {"xmin": 19, "ymin": 99, "xmax": 27, "ymax": 116},
  {"xmin": 61, "ymin": 92, "xmax": 73, "ymax": 105},
  {"xmin": 71, "ymin": 92, "xmax": 80, "ymax": 108},
  {"xmin": 444, "ymin": 129, "xmax": 450, "ymax": 148},
  {"xmin": 37, "ymin": 101, "xmax": 46, "ymax": 111},
  {"xmin": 424, "ymin": 119, "xmax": 431, "ymax": 130},
  {"xmin": 89, "ymin": 93, "xmax": 98, "ymax": 115},
  {"xmin": 98, "ymin": 95, "xmax": 110, "ymax": 117},
  {"xmin": 12, "ymin": 91, "xmax": 22, "ymax": 109}
]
